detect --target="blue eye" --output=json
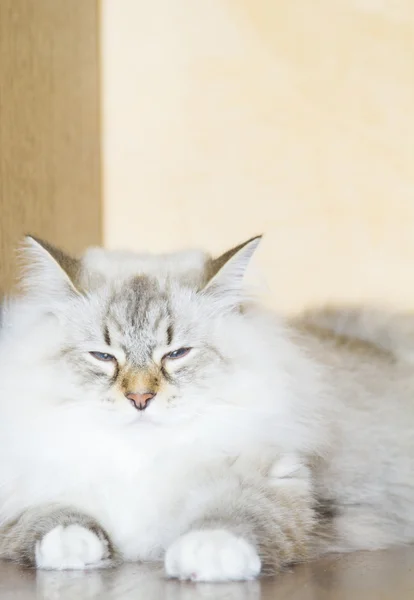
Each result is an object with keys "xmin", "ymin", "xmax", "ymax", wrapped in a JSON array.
[
  {"xmin": 90, "ymin": 351, "xmax": 116, "ymax": 362},
  {"xmin": 164, "ymin": 348, "xmax": 192, "ymax": 360}
]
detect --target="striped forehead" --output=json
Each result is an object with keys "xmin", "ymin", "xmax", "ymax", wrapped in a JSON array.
[{"xmin": 105, "ymin": 276, "xmax": 172, "ymax": 362}]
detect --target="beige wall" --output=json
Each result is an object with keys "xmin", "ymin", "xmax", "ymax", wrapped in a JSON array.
[{"xmin": 101, "ymin": 0, "xmax": 414, "ymax": 312}]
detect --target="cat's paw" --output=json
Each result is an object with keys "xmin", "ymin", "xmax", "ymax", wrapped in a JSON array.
[
  {"xmin": 35, "ymin": 524, "xmax": 110, "ymax": 570},
  {"xmin": 164, "ymin": 530, "xmax": 261, "ymax": 582}
]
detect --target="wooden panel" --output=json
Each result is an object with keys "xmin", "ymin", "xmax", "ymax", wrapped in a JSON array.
[{"xmin": 0, "ymin": 0, "xmax": 102, "ymax": 289}]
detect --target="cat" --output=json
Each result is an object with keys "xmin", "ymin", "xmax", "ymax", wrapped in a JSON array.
[
  {"xmin": 0, "ymin": 236, "xmax": 319, "ymax": 581},
  {"xmin": 2, "ymin": 235, "xmax": 414, "ymax": 580}
]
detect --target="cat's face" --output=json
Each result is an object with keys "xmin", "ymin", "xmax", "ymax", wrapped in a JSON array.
[
  {"xmin": 19, "ymin": 236, "xmax": 261, "ymax": 425},
  {"xmin": 62, "ymin": 276, "xmax": 228, "ymax": 424}
]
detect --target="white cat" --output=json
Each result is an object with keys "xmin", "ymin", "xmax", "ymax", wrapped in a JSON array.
[
  {"xmin": 2, "ymin": 235, "xmax": 414, "ymax": 580},
  {"xmin": 0, "ymin": 236, "xmax": 317, "ymax": 580}
]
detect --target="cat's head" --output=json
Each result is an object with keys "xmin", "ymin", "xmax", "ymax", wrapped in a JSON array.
[{"xmin": 13, "ymin": 235, "xmax": 263, "ymax": 425}]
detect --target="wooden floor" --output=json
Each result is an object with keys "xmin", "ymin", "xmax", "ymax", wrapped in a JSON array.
[{"xmin": 1, "ymin": 547, "xmax": 414, "ymax": 599}]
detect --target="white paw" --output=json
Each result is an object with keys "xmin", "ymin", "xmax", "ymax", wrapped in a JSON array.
[
  {"xmin": 165, "ymin": 530, "xmax": 261, "ymax": 582},
  {"xmin": 35, "ymin": 525, "xmax": 109, "ymax": 570}
]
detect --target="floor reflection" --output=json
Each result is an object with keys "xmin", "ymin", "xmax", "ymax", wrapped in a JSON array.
[
  {"xmin": 3, "ymin": 548, "xmax": 414, "ymax": 600},
  {"xmin": 33, "ymin": 563, "xmax": 262, "ymax": 600}
]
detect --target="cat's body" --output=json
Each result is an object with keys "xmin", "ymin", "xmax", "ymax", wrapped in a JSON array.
[
  {"xmin": 0, "ymin": 238, "xmax": 320, "ymax": 580},
  {"xmin": 290, "ymin": 316, "xmax": 414, "ymax": 550},
  {"xmin": 0, "ymin": 237, "xmax": 414, "ymax": 580},
  {"xmin": 302, "ymin": 305, "xmax": 414, "ymax": 362}
]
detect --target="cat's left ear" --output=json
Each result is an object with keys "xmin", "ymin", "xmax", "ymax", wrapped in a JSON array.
[
  {"xmin": 20, "ymin": 236, "xmax": 82, "ymax": 303},
  {"xmin": 201, "ymin": 236, "xmax": 262, "ymax": 311}
]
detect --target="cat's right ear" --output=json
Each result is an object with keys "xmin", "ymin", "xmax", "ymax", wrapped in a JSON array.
[
  {"xmin": 201, "ymin": 236, "xmax": 262, "ymax": 312},
  {"xmin": 19, "ymin": 236, "xmax": 82, "ymax": 303}
]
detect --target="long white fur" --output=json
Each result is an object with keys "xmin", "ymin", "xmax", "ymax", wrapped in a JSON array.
[
  {"xmin": 4, "ymin": 237, "xmax": 414, "ymax": 577},
  {"xmin": 0, "ymin": 238, "xmax": 328, "ymax": 570}
]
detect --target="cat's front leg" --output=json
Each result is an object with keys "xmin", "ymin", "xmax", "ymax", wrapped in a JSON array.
[
  {"xmin": 0, "ymin": 504, "xmax": 117, "ymax": 570},
  {"xmin": 164, "ymin": 456, "xmax": 315, "ymax": 582}
]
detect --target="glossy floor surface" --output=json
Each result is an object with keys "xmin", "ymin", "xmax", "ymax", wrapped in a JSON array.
[{"xmin": 1, "ymin": 547, "xmax": 414, "ymax": 599}]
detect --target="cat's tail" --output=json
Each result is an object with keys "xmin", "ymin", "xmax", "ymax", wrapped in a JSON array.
[{"xmin": 300, "ymin": 305, "xmax": 414, "ymax": 363}]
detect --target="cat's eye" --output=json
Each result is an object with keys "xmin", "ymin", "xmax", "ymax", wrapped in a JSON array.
[
  {"xmin": 90, "ymin": 351, "xmax": 117, "ymax": 362},
  {"xmin": 163, "ymin": 347, "xmax": 192, "ymax": 360}
]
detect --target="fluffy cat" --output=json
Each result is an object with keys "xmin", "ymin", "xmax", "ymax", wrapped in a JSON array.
[
  {"xmin": 2, "ymin": 236, "xmax": 414, "ymax": 579},
  {"xmin": 0, "ymin": 236, "xmax": 318, "ymax": 581}
]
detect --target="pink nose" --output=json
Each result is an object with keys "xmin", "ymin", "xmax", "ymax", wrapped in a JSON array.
[{"xmin": 126, "ymin": 391, "xmax": 156, "ymax": 410}]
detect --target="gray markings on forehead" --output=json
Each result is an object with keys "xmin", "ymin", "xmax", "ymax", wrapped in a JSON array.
[
  {"xmin": 103, "ymin": 324, "xmax": 111, "ymax": 346},
  {"xmin": 116, "ymin": 276, "xmax": 158, "ymax": 328},
  {"xmin": 166, "ymin": 324, "xmax": 174, "ymax": 346},
  {"xmin": 105, "ymin": 275, "xmax": 173, "ymax": 364}
]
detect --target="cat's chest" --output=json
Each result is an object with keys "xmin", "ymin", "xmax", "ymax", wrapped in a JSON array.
[
  {"xmin": 76, "ymin": 459, "xmax": 192, "ymax": 560},
  {"xmin": 47, "ymin": 423, "xmax": 206, "ymax": 560},
  {"xmin": 8, "ymin": 414, "xmax": 232, "ymax": 560}
]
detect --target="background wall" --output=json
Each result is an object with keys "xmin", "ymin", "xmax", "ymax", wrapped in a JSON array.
[
  {"xmin": 101, "ymin": 0, "xmax": 414, "ymax": 312},
  {"xmin": 0, "ymin": 0, "xmax": 102, "ymax": 289}
]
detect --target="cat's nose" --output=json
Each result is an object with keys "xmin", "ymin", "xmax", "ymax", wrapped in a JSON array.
[{"xmin": 126, "ymin": 391, "xmax": 156, "ymax": 411}]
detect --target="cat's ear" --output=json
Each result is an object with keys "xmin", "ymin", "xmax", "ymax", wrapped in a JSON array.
[
  {"xmin": 20, "ymin": 236, "xmax": 82, "ymax": 302},
  {"xmin": 201, "ymin": 236, "xmax": 262, "ymax": 311}
]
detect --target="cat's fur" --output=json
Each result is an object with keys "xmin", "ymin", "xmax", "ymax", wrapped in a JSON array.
[
  {"xmin": 1, "ymin": 237, "xmax": 414, "ymax": 579},
  {"xmin": 301, "ymin": 305, "xmax": 414, "ymax": 362},
  {"xmin": 288, "ymin": 313, "xmax": 414, "ymax": 552},
  {"xmin": 0, "ymin": 462, "xmax": 315, "ymax": 578},
  {"xmin": 0, "ymin": 236, "xmax": 319, "ymax": 581}
]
